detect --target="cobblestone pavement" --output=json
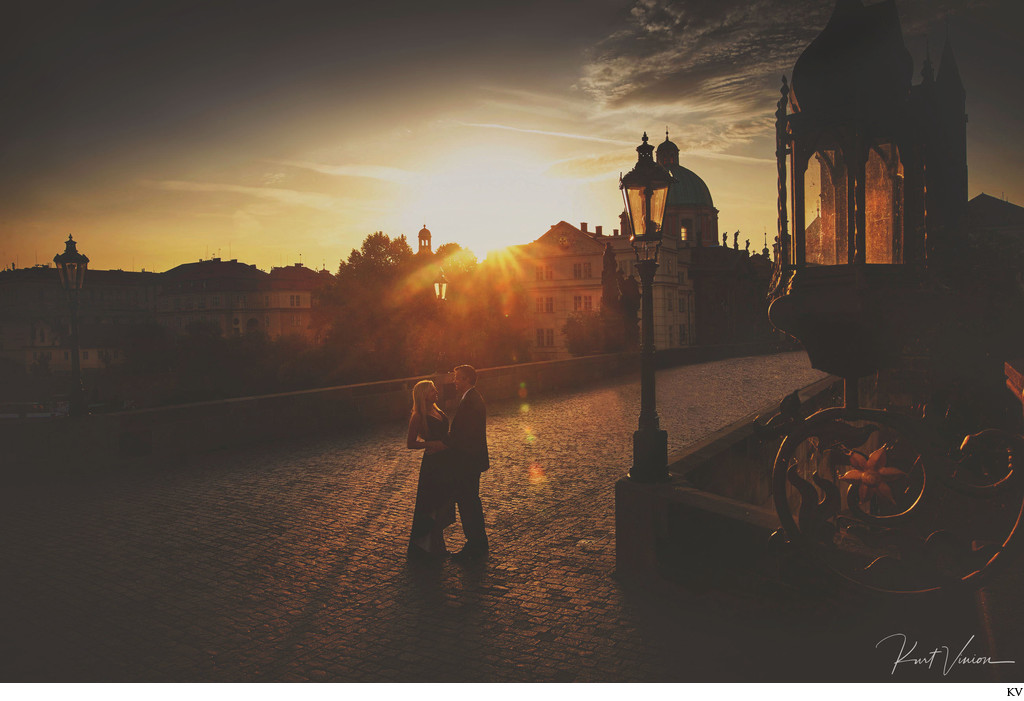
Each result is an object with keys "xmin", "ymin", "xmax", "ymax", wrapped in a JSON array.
[{"xmin": 1, "ymin": 353, "xmax": 1018, "ymax": 682}]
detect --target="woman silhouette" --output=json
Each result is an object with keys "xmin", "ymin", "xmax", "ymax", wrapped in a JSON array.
[{"xmin": 406, "ymin": 380, "xmax": 455, "ymax": 559}]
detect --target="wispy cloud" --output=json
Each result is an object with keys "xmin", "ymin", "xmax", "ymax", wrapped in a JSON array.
[
  {"xmin": 274, "ymin": 160, "xmax": 419, "ymax": 184},
  {"xmin": 457, "ymin": 121, "xmax": 634, "ymax": 146},
  {"xmin": 545, "ymin": 152, "xmax": 628, "ymax": 180},
  {"xmin": 686, "ymin": 150, "xmax": 775, "ymax": 165},
  {"xmin": 576, "ymin": 0, "xmax": 988, "ymax": 156},
  {"xmin": 154, "ymin": 180, "xmax": 351, "ymax": 213}
]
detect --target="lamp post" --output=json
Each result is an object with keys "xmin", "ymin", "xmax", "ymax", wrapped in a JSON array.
[
  {"xmin": 53, "ymin": 235, "xmax": 89, "ymax": 417},
  {"xmin": 434, "ymin": 268, "xmax": 448, "ymax": 373},
  {"xmin": 620, "ymin": 133, "xmax": 675, "ymax": 482}
]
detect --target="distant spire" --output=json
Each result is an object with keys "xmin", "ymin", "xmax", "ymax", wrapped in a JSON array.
[
  {"xmin": 921, "ymin": 35, "xmax": 935, "ymax": 84},
  {"xmin": 937, "ymin": 30, "xmax": 964, "ymax": 97}
]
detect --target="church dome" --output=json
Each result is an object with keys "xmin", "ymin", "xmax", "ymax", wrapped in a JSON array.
[
  {"xmin": 664, "ymin": 163, "xmax": 714, "ymax": 209},
  {"xmin": 418, "ymin": 225, "xmax": 431, "ymax": 237}
]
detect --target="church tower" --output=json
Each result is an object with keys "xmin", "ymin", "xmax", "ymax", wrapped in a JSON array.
[{"xmin": 417, "ymin": 224, "xmax": 432, "ymax": 255}]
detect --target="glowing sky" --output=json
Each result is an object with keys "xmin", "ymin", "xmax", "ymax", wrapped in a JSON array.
[{"xmin": 3, "ymin": 0, "xmax": 1022, "ymax": 272}]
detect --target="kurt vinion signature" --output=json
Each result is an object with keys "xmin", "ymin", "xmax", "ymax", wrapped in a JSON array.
[{"xmin": 877, "ymin": 633, "xmax": 1016, "ymax": 676}]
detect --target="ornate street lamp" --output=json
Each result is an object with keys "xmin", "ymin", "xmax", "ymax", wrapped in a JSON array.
[
  {"xmin": 53, "ymin": 234, "xmax": 89, "ymax": 417},
  {"xmin": 434, "ymin": 268, "xmax": 449, "ymax": 374},
  {"xmin": 620, "ymin": 132, "xmax": 675, "ymax": 482},
  {"xmin": 433, "ymin": 269, "xmax": 448, "ymax": 302}
]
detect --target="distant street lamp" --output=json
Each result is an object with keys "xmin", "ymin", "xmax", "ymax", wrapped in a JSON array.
[
  {"xmin": 434, "ymin": 269, "xmax": 448, "ymax": 302},
  {"xmin": 434, "ymin": 268, "xmax": 449, "ymax": 373},
  {"xmin": 53, "ymin": 235, "xmax": 89, "ymax": 418},
  {"xmin": 621, "ymin": 132, "xmax": 675, "ymax": 482}
]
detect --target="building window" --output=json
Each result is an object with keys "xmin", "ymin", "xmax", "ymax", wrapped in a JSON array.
[
  {"xmin": 536, "ymin": 329, "xmax": 556, "ymax": 347},
  {"xmin": 545, "ymin": 267, "xmax": 553, "ymax": 281},
  {"xmin": 573, "ymin": 263, "xmax": 582, "ymax": 279},
  {"xmin": 583, "ymin": 296, "xmax": 592, "ymax": 311},
  {"xmin": 583, "ymin": 262, "xmax": 592, "ymax": 279},
  {"xmin": 545, "ymin": 297, "xmax": 554, "ymax": 313},
  {"xmin": 82, "ymin": 351, "xmax": 89, "ymax": 360},
  {"xmin": 573, "ymin": 295, "xmax": 582, "ymax": 311},
  {"xmin": 667, "ymin": 296, "xmax": 673, "ymax": 312},
  {"xmin": 536, "ymin": 298, "xmax": 544, "ymax": 313},
  {"xmin": 678, "ymin": 271, "xmax": 685, "ymax": 284},
  {"xmin": 536, "ymin": 267, "xmax": 544, "ymax": 282}
]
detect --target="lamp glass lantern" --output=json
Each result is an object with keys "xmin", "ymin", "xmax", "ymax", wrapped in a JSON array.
[
  {"xmin": 434, "ymin": 270, "xmax": 448, "ymax": 301},
  {"xmin": 54, "ymin": 235, "xmax": 89, "ymax": 291},
  {"xmin": 620, "ymin": 132, "xmax": 674, "ymax": 257}
]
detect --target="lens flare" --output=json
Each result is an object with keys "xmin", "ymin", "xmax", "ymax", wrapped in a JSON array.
[
  {"xmin": 528, "ymin": 463, "xmax": 546, "ymax": 484},
  {"xmin": 520, "ymin": 403, "xmax": 530, "ymax": 413}
]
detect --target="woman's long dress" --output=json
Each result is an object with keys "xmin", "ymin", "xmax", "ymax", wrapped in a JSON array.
[{"xmin": 409, "ymin": 413, "xmax": 456, "ymax": 554}]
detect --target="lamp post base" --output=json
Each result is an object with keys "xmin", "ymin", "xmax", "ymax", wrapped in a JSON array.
[{"xmin": 629, "ymin": 427, "xmax": 669, "ymax": 483}]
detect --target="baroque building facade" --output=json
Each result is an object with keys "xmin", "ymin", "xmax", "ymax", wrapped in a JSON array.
[{"xmin": 508, "ymin": 135, "xmax": 772, "ymax": 360}]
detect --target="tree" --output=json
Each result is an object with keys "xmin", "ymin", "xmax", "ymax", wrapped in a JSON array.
[{"xmin": 563, "ymin": 311, "xmax": 603, "ymax": 356}]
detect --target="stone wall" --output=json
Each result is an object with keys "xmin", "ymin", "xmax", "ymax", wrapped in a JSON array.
[
  {"xmin": 2, "ymin": 343, "xmax": 794, "ymax": 472},
  {"xmin": 1, "ymin": 352, "xmax": 639, "ymax": 470}
]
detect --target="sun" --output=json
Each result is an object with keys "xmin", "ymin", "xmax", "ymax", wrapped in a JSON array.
[{"xmin": 400, "ymin": 147, "xmax": 579, "ymax": 259}]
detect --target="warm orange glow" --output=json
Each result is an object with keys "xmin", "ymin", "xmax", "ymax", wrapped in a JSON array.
[{"xmin": 399, "ymin": 147, "xmax": 580, "ymax": 259}]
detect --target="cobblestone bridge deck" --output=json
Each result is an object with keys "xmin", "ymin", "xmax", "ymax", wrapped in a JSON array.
[{"xmin": 1, "ymin": 352, "xmax": 1018, "ymax": 682}]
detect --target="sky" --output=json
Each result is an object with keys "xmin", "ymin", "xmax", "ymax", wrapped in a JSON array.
[{"xmin": 2, "ymin": 0, "xmax": 1023, "ymax": 273}]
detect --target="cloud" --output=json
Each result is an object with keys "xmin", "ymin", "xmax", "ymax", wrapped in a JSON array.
[
  {"xmin": 577, "ymin": 0, "xmax": 989, "ymax": 154},
  {"xmin": 154, "ymin": 180, "xmax": 351, "ymax": 213},
  {"xmin": 545, "ymin": 152, "xmax": 629, "ymax": 180},
  {"xmin": 457, "ymin": 121, "xmax": 634, "ymax": 146},
  {"xmin": 275, "ymin": 160, "xmax": 418, "ymax": 184},
  {"xmin": 579, "ymin": 0, "xmax": 829, "ymax": 110}
]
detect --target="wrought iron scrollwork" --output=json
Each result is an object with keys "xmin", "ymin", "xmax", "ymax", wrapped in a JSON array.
[{"xmin": 768, "ymin": 404, "xmax": 1023, "ymax": 595}]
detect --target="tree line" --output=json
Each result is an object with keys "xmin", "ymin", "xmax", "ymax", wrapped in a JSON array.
[{"xmin": 63, "ymin": 232, "xmax": 534, "ymax": 407}]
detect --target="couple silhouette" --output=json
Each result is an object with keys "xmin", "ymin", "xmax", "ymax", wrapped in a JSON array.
[{"xmin": 406, "ymin": 364, "xmax": 489, "ymax": 562}]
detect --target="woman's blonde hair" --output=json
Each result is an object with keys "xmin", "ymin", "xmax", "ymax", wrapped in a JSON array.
[{"xmin": 411, "ymin": 380, "xmax": 439, "ymax": 436}]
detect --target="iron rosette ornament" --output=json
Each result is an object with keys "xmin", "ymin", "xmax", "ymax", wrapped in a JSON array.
[{"xmin": 768, "ymin": 406, "xmax": 1023, "ymax": 595}]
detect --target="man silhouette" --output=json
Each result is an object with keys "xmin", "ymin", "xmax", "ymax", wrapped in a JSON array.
[{"xmin": 445, "ymin": 364, "xmax": 489, "ymax": 560}]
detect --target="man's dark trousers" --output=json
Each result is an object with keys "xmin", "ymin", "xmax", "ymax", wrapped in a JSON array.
[
  {"xmin": 454, "ymin": 469, "xmax": 486, "ymax": 548},
  {"xmin": 446, "ymin": 385, "xmax": 489, "ymax": 552}
]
